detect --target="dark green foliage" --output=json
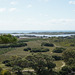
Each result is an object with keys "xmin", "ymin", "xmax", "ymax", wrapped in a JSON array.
[
  {"xmin": 0, "ymin": 43, "xmax": 27, "ymax": 48},
  {"xmin": 0, "ymin": 67, "xmax": 2, "ymax": 72},
  {"xmin": 0, "ymin": 45, "xmax": 10, "ymax": 48},
  {"xmin": 12, "ymin": 66, "xmax": 23, "ymax": 75},
  {"xmin": 5, "ymin": 62, "xmax": 11, "ymax": 66},
  {"xmin": 10, "ymin": 43, "xmax": 27, "ymax": 47},
  {"xmin": 52, "ymin": 55, "xmax": 63, "ymax": 60},
  {"xmin": 30, "ymin": 48, "xmax": 49, "ymax": 52},
  {"xmin": 53, "ymin": 47, "xmax": 66, "ymax": 53},
  {"xmin": 63, "ymin": 49, "xmax": 75, "ymax": 66},
  {"xmin": 3, "ymin": 54, "xmax": 56, "ymax": 75},
  {"xmin": 3, "ymin": 71, "xmax": 11, "ymax": 75},
  {"xmin": 70, "ymin": 43, "xmax": 75, "ymax": 46},
  {"xmin": 24, "ymin": 47, "xmax": 31, "ymax": 51},
  {"xmin": 25, "ymin": 54, "xmax": 56, "ymax": 75},
  {"xmin": 2, "ymin": 60, "xmax": 10, "ymax": 64},
  {"xmin": 24, "ymin": 47, "xmax": 49, "ymax": 52},
  {"xmin": 41, "ymin": 42, "xmax": 54, "ymax": 47},
  {"xmin": 59, "ymin": 66, "xmax": 75, "ymax": 75},
  {"xmin": 0, "ymin": 34, "xmax": 17, "ymax": 44},
  {"xmin": 62, "ymin": 49, "xmax": 75, "ymax": 75}
]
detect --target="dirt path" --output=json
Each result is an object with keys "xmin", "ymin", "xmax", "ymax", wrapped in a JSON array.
[
  {"xmin": 61, "ymin": 61, "xmax": 65, "ymax": 67},
  {"xmin": 22, "ymin": 69, "xmax": 34, "ymax": 72}
]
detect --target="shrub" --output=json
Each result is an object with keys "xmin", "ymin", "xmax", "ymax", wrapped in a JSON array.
[
  {"xmin": 2, "ymin": 60, "xmax": 10, "ymax": 64},
  {"xmin": 70, "ymin": 43, "xmax": 75, "ymax": 46},
  {"xmin": 0, "ymin": 45, "xmax": 10, "ymax": 48},
  {"xmin": 0, "ymin": 67, "xmax": 2, "ymax": 72},
  {"xmin": 10, "ymin": 43, "xmax": 27, "ymax": 47},
  {"xmin": 53, "ymin": 47, "xmax": 66, "ymax": 53},
  {"xmin": 30, "ymin": 48, "xmax": 49, "ymax": 52},
  {"xmin": 1, "ymin": 70, "xmax": 11, "ymax": 75},
  {"xmin": 5, "ymin": 62, "xmax": 11, "ymax": 67},
  {"xmin": 41, "ymin": 42, "xmax": 54, "ymax": 47},
  {"xmin": 0, "ymin": 34, "xmax": 17, "ymax": 44},
  {"xmin": 24, "ymin": 47, "xmax": 31, "ymax": 51},
  {"xmin": 0, "ymin": 43, "xmax": 27, "ymax": 48},
  {"xmin": 59, "ymin": 66, "xmax": 71, "ymax": 75},
  {"xmin": 52, "ymin": 55, "xmax": 63, "ymax": 60}
]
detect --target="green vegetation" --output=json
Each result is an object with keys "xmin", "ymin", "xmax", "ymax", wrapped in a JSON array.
[
  {"xmin": 0, "ymin": 34, "xmax": 75, "ymax": 75},
  {"xmin": 24, "ymin": 48, "xmax": 49, "ymax": 52},
  {"xmin": 41, "ymin": 42, "xmax": 54, "ymax": 47},
  {"xmin": 0, "ymin": 34, "xmax": 17, "ymax": 44},
  {"xmin": 52, "ymin": 55, "xmax": 63, "ymax": 60},
  {"xmin": 24, "ymin": 47, "xmax": 31, "ymax": 51},
  {"xmin": 0, "ymin": 48, "xmax": 14, "ymax": 55},
  {"xmin": 53, "ymin": 47, "xmax": 66, "ymax": 53},
  {"xmin": 0, "ymin": 43, "xmax": 27, "ymax": 48}
]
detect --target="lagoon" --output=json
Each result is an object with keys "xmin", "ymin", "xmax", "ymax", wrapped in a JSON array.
[{"xmin": 11, "ymin": 33, "xmax": 75, "ymax": 37}]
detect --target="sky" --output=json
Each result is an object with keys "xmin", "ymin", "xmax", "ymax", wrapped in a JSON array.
[{"xmin": 0, "ymin": 0, "xmax": 75, "ymax": 31}]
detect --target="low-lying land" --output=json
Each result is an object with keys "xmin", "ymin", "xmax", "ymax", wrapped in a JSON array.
[{"xmin": 0, "ymin": 34, "xmax": 75, "ymax": 75}]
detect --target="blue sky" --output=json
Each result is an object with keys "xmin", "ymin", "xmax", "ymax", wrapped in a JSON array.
[{"xmin": 0, "ymin": 0, "xmax": 75, "ymax": 30}]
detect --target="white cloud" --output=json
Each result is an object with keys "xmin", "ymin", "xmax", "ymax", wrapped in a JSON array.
[
  {"xmin": 0, "ymin": 8, "xmax": 6, "ymax": 12},
  {"xmin": 10, "ymin": 1, "xmax": 17, "ymax": 5},
  {"xmin": 27, "ymin": 4, "xmax": 32, "ymax": 8},
  {"xmin": 0, "ymin": 19, "xmax": 75, "ymax": 30},
  {"xmin": 20, "ymin": 18, "xmax": 75, "ymax": 26},
  {"xmin": 69, "ymin": 1, "xmax": 75, "ymax": 4},
  {"xmin": 9, "ymin": 8, "xmax": 16, "ymax": 12}
]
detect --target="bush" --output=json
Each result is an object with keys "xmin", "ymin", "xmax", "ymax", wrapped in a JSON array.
[
  {"xmin": 24, "ymin": 47, "xmax": 31, "ymax": 51},
  {"xmin": 70, "ymin": 43, "xmax": 75, "ymax": 46},
  {"xmin": 10, "ymin": 43, "xmax": 27, "ymax": 47},
  {"xmin": 52, "ymin": 55, "xmax": 63, "ymax": 60},
  {"xmin": 2, "ymin": 60, "xmax": 10, "ymax": 64},
  {"xmin": 0, "ymin": 34, "xmax": 17, "ymax": 44},
  {"xmin": 53, "ymin": 47, "xmax": 66, "ymax": 53},
  {"xmin": 30, "ymin": 48, "xmax": 49, "ymax": 52},
  {"xmin": 59, "ymin": 66, "xmax": 71, "ymax": 75},
  {"xmin": 0, "ymin": 67, "xmax": 2, "ymax": 72},
  {"xmin": 1, "ymin": 70, "xmax": 11, "ymax": 75},
  {"xmin": 0, "ymin": 45, "xmax": 10, "ymax": 48},
  {"xmin": 41, "ymin": 42, "xmax": 54, "ymax": 47},
  {"xmin": 0, "ymin": 43, "xmax": 27, "ymax": 48},
  {"xmin": 5, "ymin": 62, "xmax": 11, "ymax": 67}
]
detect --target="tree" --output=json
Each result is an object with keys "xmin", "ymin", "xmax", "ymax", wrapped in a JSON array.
[
  {"xmin": 59, "ymin": 66, "xmax": 75, "ymax": 75},
  {"xmin": 63, "ymin": 49, "xmax": 75, "ymax": 66},
  {"xmin": 0, "ymin": 70, "xmax": 11, "ymax": 75},
  {"xmin": 0, "ymin": 34, "xmax": 17, "ymax": 44},
  {"xmin": 26, "ymin": 54, "xmax": 56, "ymax": 75},
  {"xmin": 12, "ymin": 66, "xmax": 23, "ymax": 75}
]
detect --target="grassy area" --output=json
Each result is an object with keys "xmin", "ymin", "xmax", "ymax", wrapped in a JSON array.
[{"xmin": 0, "ymin": 37, "xmax": 75, "ymax": 72}]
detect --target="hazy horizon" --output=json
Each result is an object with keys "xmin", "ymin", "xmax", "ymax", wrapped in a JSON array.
[{"xmin": 0, "ymin": 30, "xmax": 75, "ymax": 33}]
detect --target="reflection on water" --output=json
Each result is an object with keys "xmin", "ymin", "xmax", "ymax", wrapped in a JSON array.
[{"xmin": 11, "ymin": 34, "xmax": 75, "ymax": 37}]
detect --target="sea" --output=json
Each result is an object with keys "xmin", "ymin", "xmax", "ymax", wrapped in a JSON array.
[
  {"xmin": 0, "ymin": 30, "xmax": 75, "ymax": 33},
  {"xmin": 0, "ymin": 30, "xmax": 75, "ymax": 37}
]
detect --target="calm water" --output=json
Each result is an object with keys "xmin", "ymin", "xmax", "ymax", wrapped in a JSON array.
[
  {"xmin": 0, "ymin": 30, "xmax": 75, "ymax": 37},
  {"xmin": 11, "ymin": 34, "xmax": 75, "ymax": 37},
  {"xmin": 0, "ymin": 30, "xmax": 75, "ymax": 33}
]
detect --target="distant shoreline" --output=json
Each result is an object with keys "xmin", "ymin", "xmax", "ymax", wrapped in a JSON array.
[{"xmin": 0, "ymin": 30, "xmax": 75, "ymax": 34}]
